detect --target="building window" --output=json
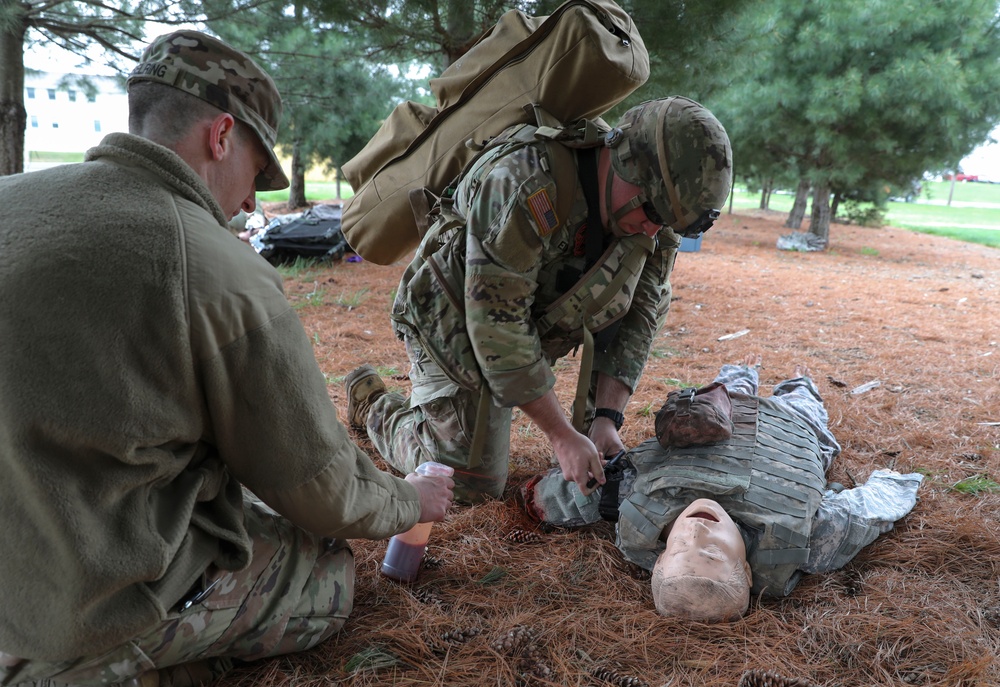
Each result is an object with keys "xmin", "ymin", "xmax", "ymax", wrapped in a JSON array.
[
  {"xmin": 94, "ymin": 120, "xmax": 101, "ymax": 132},
  {"xmin": 30, "ymin": 116, "xmax": 38, "ymax": 128},
  {"xmin": 47, "ymin": 89, "xmax": 56, "ymax": 100},
  {"xmin": 87, "ymin": 94, "xmax": 96, "ymax": 103},
  {"xmin": 52, "ymin": 122, "xmax": 59, "ymax": 128},
  {"xmin": 68, "ymin": 90, "xmax": 77, "ymax": 102},
  {"xmin": 26, "ymin": 87, "xmax": 35, "ymax": 99}
]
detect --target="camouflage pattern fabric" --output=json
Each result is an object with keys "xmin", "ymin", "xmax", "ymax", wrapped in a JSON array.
[
  {"xmin": 523, "ymin": 363, "xmax": 923, "ymax": 596},
  {"xmin": 617, "ymin": 390, "xmax": 827, "ymax": 597},
  {"xmin": 609, "ymin": 97, "xmax": 732, "ymax": 232},
  {"xmin": 392, "ymin": 132, "xmax": 678, "ymax": 409},
  {"xmin": 368, "ymin": 337, "xmax": 513, "ymax": 504},
  {"xmin": 526, "ymin": 363, "xmax": 839, "ymax": 530},
  {"xmin": 0, "ymin": 494, "xmax": 353, "ymax": 687},
  {"xmin": 375, "ymin": 133, "xmax": 678, "ymax": 501},
  {"xmin": 127, "ymin": 30, "xmax": 289, "ymax": 191},
  {"xmin": 713, "ymin": 363, "xmax": 841, "ymax": 470},
  {"xmin": 801, "ymin": 468, "xmax": 922, "ymax": 574}
]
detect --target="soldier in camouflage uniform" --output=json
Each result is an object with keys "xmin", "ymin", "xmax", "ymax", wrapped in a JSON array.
[
  {"xmin": 0, "ymin": 31, "xmax": 453, "ymax": 687},
  {"xmin": 521, "ymin": 355, "xmax": 924, "ymax": 622},
  {"xmin": 346, "ymin": 97, "xmax": 732, "ymax": 504}
]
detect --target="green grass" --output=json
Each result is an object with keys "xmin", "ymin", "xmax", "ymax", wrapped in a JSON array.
[
  {"xmin": 729, "ymin": 182, "xmax": 1000, "ymax": 248},
  {"xmin": 921, "ymin": 179, "xmax": 1000, "ymax": 204},
  {"xmin": 275, "ymin": 256, "xmax": 324, "ymax": 279},
  {"xmin": 476, "ymin": 566, "xmax": 508, "ymax": 586},
  {"xmin": 950, "ymin": 474, "xmax": 1000, "ymax": 495},
  {"xmin": 256, "ymin": 180, "xmax": 354, "ymax": 203},
  {"xmin": 344, "ymin": 647, "xmax": 402, "ymax": 672},
  {"xmin": 881, "ymin": 202, "xmax": 1000, "ymax": 247},
  {"xmin": 28, "ymin": 151, "xmax": 85, "ymax": 163},
  {"xmin": 291, "ymin": 284, "xmax": 325, "ymax": 310},
  {"xmin": 660, "ymin": 378, "xmax": 687, "ymax": 387},
  {"xmin": 334, "ymin": 287, "xmax": 370, "ymax": 308}
]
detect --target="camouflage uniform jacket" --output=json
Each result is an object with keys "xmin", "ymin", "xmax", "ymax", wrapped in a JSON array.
[
  {"xmin": 392, "ymin": 125, "xmax": 680, "ymax": 408},
  {"xmin": 0, "ymin": 133, "xmax": 420, "ymax": 661}
]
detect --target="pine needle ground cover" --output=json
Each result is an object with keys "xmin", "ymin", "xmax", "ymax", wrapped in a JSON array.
[{"xmin": 224, "ymin": 209, "xmax": 999, "ymax": 687}]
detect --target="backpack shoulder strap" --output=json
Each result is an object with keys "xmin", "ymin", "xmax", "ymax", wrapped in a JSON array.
[{"xmin": 575, "ymin": 146, "xmax": 603, "ymax": 268}]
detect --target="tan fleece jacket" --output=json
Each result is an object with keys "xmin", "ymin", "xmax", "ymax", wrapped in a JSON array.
[{"xmin": 0, "ymin": 133, "xmax": 420, "ymax": 661}]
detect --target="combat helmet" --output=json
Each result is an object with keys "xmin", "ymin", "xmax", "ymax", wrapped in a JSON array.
[{"xmin": 605, "ymin": 96, "xmax": 732, "ymax": 237}]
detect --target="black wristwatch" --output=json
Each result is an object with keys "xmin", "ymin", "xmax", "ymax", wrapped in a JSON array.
[{"xmin": 593, "ymin": 407, "xmax": 625, "ymax": 430}]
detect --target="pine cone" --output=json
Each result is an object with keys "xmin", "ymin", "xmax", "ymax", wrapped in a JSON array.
[
  {"xmin": 738, "ymin": 669, "xmax": 820, "ymax": 687},
  {"xmin": 506, "ymin": 528, "xmax": 542, "ymax": 544},
  {"xmin": 490, "ymin": 625, "xmax": 538, "ymax": 655},
  {"xmin": 422, "ymin": 554, "xmax": 444, "ymax": 569},
  {"xmin": 441, "ymin": 627, "xmax": 482, "ymax": 645},
  {"xmin": 592, "ymin": 666, "xmax": 649, "ymax": 687},
  {"xmin": 521, "ymin": 641, "xmax": 544, "ymax": 662},
  {"xmin": 520, "ymin": 658, "xmax": 553, "ymax": 680},
  {"xmin": 982, "ymin": 606, "xmax": 1000, "ymax": 626},
  {"xmin": 411, "ymin": 587, "xmax": 443, "ymax": 606}
]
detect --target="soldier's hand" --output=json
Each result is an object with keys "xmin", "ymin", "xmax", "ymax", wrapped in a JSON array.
[
  {"xmin": 552, "ymin": 430, "xmax": 604, "ymax": 497},
  {"xmin": 407, "ymin": 473, "xmax": 455, "ymax": 523},
  {"xmin": 589, "ymin": 418, "xmax": 625, "ymax": 458}
]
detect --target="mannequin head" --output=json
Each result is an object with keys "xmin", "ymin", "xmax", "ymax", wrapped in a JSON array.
[{"xmin": 650, "ymin": 498, "xmax": 751, "ymax": 623}]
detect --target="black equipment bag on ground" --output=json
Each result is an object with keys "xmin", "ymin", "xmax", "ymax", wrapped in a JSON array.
[{"xmin": 252, "ymin": 204, "xmax": 349, "ymax": 264}]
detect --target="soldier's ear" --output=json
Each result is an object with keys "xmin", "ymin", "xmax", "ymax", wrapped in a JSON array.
[{"xmin": 208, "ymin": 112, "xmax": 238, "ymax": 162}]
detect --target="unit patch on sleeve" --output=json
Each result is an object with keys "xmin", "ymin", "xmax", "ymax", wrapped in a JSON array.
[{"xmin": 527, "ymin": 188, "xmax": 559, "ymax": 236}]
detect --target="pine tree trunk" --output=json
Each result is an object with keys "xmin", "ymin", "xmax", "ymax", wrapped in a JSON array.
[
  {"xmin": 0, "ymin": 4, "xmax": 27, "ymax": 176},
  {"xmin": 442, "ymin": 0, "xmax": 477, "ymax": 68},
  {"xmin": 784, "ymin": 179, "xmax": 810, "ymax": 229},
  {"xmin": 808, "ymin": 181, "xmax": 831, "ymax": 243},
  {"xmin": 830, "ymin": 192, "xmax": 841, "ymax": 221},
  {"xmin": 288, "ymin": 139, "xmax": 307, "ymax": 208},
  {"xmin": 759, "ymin": 178, "xmax": 772, "ymax": 210}
]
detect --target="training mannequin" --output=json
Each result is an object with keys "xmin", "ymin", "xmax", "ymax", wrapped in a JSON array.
[
  {"xmin": 522, "ymin": 355, "xmax": 923, "ymax": 622},
  {"xmin": 650, "ymin": 498, "xmax": 752, "ymax": 621}
]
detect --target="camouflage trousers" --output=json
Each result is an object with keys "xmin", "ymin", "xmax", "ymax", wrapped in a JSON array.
[
  {"xmin": 367, "ymin": 337, "xmax": 513, "ymax": 503},
  {"xmin": 1, "ymin": 494, "xmax": 354, "ymax": 687}
]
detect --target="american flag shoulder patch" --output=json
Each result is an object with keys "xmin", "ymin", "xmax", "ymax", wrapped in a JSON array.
[{"xmin": 526, "ymin": 188, "xmax": 559, "ymax": 236}]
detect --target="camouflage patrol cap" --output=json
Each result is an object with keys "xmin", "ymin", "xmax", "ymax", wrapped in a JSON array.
[
  {"xmin": 608, "ymin": 97, "xmax": 731, "ymax": 237},
  {"xmin": 128, "ymin": 30, "xmax": 289, "ymax": 191}
]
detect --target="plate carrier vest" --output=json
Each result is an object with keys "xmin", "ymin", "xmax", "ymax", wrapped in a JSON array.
[{"xmin": 617, "ymin": 392, "xmax": 827, "ymax": 597}]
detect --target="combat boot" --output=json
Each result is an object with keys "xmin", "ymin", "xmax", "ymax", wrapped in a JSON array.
[
  {"xmin": 119, "ymin": 671, "xmax": 160, "ymax": 687},
  {"xmin": 345, "ymin": 364, "xmax": 387, "ymax": 428},
  {"xmin": 171, "ymin": 658, "xmax": 235, "ymax": 687}
]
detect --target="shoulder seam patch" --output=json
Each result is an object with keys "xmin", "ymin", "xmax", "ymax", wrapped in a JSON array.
[{"xmin": 526, "ymin": 187, "xmax": 559, "ymax": 236}]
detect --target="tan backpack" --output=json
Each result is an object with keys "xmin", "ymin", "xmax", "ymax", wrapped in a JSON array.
[{"xmin": 340, "ymin": 0, "xmax": 649, "ymax": 265}]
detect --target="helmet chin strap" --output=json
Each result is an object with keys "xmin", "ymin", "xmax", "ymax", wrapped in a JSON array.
[
  {"xmin": 603, "ymin": 163, "xmax": 644, "ymax": 235},
  {"xmin": 654, "ymin": 101, "xmax": 706, "ymax": 236}
]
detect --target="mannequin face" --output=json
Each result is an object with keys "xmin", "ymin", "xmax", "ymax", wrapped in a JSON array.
[{"xmin": 654, "ymin": 498, "xmax": 749, "ymax": 585}]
